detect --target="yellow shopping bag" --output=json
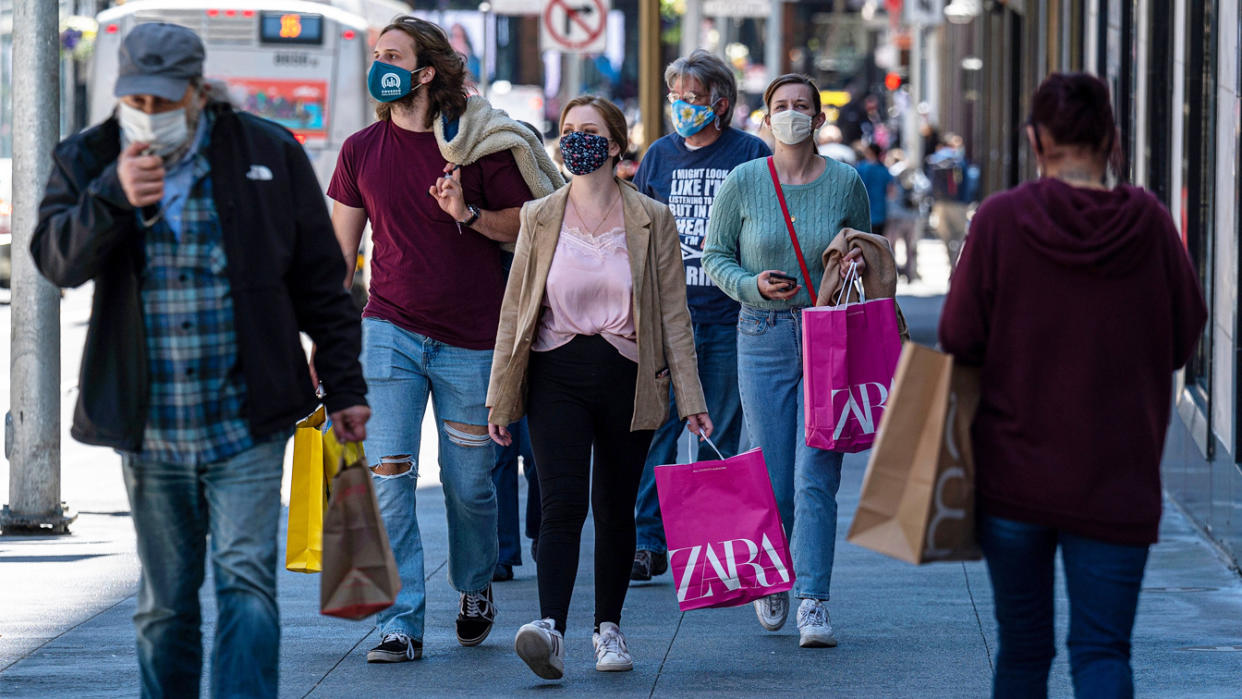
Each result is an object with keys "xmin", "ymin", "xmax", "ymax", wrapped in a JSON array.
[{"xmin": 286, "ymin": 406, "xmax": 363, "ymax": 573}]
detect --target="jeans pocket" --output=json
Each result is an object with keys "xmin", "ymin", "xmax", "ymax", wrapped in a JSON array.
[
  {"xmin": 737, "ymin": 314, "xmax": 769, "ymax": 337},
  {"xmin": 362, "ymin": 321, "xmax": 404, "ymax": 380}
]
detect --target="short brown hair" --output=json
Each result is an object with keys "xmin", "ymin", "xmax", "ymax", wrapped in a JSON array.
[
  {"xmin": 559, "ymin": 95, "xmax": 629, "ymax": 165},
  {"xmin": 763, "ymin": 73, "xmax": 822, "ymax": 114},
  {"xmin": 1028, "ymin": 72, "xmax": 1125, "ymax": 178},
  {"xmin": 375, "ymin": 16, "xmax": 467, "ymax": 128}
]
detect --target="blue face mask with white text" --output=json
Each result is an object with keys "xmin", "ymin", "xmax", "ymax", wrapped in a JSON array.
[{"xmin": 368, "ymin": 61, "xmax": 426, "ymax": 102}]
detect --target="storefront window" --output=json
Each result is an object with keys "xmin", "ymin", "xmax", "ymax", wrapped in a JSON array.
[
  {"xmin": 1146, "ymin": 0, "xmax": 1174, "ymax": 207},
  {"xmin": 1181, "ymin": 0, "xmax": 1216, "ymax": 399}
]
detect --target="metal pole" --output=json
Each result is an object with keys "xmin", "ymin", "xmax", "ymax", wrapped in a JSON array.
[
  {"xmin": 765, "ymin": 0, "xmax": 784, "ymax": 83},
  {"xmin": 3, "ymin": 0, "xmax": 70, "ymax": 535},
  {"xmin": 478, "ymin": 3, "xmax": 491, "ymax": 99},
  {"xmin": 638, "ymin": 0, "xmax": 662, "ymax": 153},
  {"xmin": 680, "ymin": 0, "xmax": 702, "ymax": 57},
  {"xmin": 905, "ymin": 25, "xmax": 925, "ymax": 166}
]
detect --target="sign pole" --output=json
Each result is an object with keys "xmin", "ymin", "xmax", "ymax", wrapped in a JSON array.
[
  {"xmin": 3, "ymin": 0, "xmax": 72, "ymax": 535},
  {"xmin": 639, "ymin": 0, "xmax": 662, "ymax": 153}
]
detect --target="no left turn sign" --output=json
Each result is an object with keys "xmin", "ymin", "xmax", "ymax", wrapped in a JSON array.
[{"xmin": 540, "ymin": 0, "xmax": 609, "ymax": 54}]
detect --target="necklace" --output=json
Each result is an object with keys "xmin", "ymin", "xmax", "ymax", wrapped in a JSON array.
[{"xmin": 568, "ymin": 186, "xmax": 622, "ymax": 239}]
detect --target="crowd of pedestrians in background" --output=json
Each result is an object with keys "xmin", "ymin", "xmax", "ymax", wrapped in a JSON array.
[{"xmin": 29, "ymin": 14, "xmax": 1207, "ymax": 699}]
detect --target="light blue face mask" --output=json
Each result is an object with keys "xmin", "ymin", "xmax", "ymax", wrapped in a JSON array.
[
  {"xmin": 670, "ymin": 99, "xmax": 720, "ymax": 138},
  {"xmin": 368, "ymin": 60, "xmax": 427, "ymax": 102}
]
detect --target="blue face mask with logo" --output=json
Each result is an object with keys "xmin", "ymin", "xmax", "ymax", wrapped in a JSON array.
[
  {"xmin": 368, "ymin": 60, "xmax": 427, "ymax": 102},
  {"xmin": 670, "ymin": 99, "xmax": 720, "ymax": 138}
]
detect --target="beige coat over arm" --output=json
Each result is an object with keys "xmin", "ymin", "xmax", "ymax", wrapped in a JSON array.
[{"xmin": 486, "ymin": 179, "xmax": 707, "ymax": 431}]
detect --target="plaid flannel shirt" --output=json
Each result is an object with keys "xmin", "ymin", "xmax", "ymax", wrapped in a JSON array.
[{"xmin": 139, "ymin": 111, "xmax": 254, "ymax": 464}]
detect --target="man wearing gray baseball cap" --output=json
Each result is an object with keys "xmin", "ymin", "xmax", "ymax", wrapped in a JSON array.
[{"xmin": 32, "ymin": 22, "xmax": 370, "ymax": 699}]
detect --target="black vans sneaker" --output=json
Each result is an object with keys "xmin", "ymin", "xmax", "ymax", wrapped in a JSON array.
[
  {"xmin": 650, "ymin": 550, "xmax": 668, "ymax": 576},
  {"xmin": 631, "ymin": 550, "xmax": 653, "ymax": 581},
  {"xmin": 366, "ymin": 632, "xmax": 421, "ymax": 663},
  {"xmin": 456, "ymin": 585, "xmax": 496, "ymax": 646},
  {"xmin": 631, "ymin": 550, "xmax": 669, "ymax": 582}
]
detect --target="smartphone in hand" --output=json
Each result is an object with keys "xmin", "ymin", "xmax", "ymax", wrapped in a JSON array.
[{"xmin": 768, "ymin": 272, "xmax": 798, "ymax": 290}]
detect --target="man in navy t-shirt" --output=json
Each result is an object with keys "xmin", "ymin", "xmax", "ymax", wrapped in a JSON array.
[{"xmin": 630, "ymin": 50, "xmax": 770, "ymax": 583}]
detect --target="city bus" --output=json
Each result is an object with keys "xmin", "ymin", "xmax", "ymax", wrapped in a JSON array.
[{"xmin": 90, "ymin": 0, "xmax": 412, "ymax": 188}]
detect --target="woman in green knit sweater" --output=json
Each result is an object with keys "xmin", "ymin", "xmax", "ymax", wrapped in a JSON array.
[{"xmin": 702, "ymin": 74, "xmax": 871, "ymax": 650}]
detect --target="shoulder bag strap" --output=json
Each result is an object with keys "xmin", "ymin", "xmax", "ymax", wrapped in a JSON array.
[{"xmin": 766, "ymin": 156, "xmax": 817, "ymax": 303}]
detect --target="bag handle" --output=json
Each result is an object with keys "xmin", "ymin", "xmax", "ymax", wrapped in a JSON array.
[
  {"xmin": 766, "ymin": 157, "xmax": 817, "ymax": 303},
  {"xmin": 832, "ymin": 261, "xmax": 868, "ymax": 306},
  {"xmin": 700, "ymin": 435, "xmax": 725, "ymax": 460}
]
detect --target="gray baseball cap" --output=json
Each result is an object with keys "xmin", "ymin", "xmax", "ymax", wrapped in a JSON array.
[{"xmin": 114, "ymin": 23, "xmax": 205, "ymax": 102}]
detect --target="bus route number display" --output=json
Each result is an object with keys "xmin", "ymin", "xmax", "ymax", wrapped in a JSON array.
[{"xmin": 259, "ymin": 12, "xmax": 324, "ymax": 45}]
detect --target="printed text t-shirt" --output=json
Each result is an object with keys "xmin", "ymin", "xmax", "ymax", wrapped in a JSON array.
[
  {"xmin": 328, "ymin": 119, "xmax": 533, "ymax": 349},
  {"xmin": 633, "ymin": 128, "xmax": 770, "ymax": 325}
]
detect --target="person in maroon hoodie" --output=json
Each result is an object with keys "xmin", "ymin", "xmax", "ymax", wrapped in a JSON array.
[{"xmin": 939, "ymin": 72, "xmax": 1206, "ymax": 699}]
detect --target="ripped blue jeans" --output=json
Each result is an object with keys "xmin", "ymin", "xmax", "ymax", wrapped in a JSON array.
[{"xmin": 361, "ymin": 318, "xmax": 499, "ymax": 641}]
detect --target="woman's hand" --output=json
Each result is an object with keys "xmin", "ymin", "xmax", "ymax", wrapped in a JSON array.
[
  {"xmin": 841, "ymin": 247, "xmax": 867, "ymax": 277},
  {"xmin": 757, "ymin": 270, "xmax": 801, "ymax": 300},
  {"xmin": 686, "ymin": 413, "xmax": 714, "ymax": 440},
  {"xmin": 488, "ymin": 409, "xmax": 512, "ymax": 446}
]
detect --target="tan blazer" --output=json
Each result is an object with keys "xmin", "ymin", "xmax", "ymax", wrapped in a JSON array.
[{"xmin": 486, "ymin": 179, "xmax": 707, "ymax": 430}]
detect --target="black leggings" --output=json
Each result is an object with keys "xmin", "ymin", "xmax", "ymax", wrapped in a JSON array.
[{"xmin": 525, "ymin": 334, "xmax": 654, "ymax": 634}]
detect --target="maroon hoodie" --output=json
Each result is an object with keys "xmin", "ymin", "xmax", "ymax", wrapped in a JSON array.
[{"xmin": 938, "ymin": 178, "xmax": 1206, "ymax": 546}]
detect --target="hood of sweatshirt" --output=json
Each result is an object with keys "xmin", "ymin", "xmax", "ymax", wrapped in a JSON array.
[{"xmin": 1003, "ymin": 177, "xmax": 1166, "ymax": 277}]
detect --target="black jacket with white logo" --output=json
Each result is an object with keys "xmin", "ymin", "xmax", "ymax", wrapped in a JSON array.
[{"xmin": 32, "ymin": 101, "xmax": 365, "ymax": 451}]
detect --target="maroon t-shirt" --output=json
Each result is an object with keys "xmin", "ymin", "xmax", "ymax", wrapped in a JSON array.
[{"xmin": 327, "ymin": 119, "xmax": 533, "ymax": 349}]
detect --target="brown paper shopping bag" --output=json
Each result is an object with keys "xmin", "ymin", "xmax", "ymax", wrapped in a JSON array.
[
  {"xmin": 320, "ymin": 449, "xmax": 401, "ymax": 619},
  {"xmin": 846, "ymin": 343, "xmax": 982, "ymax": 564}
]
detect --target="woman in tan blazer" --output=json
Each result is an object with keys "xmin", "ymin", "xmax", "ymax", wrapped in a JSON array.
[{"xmin": 486, "ymin": 96, "xmax": 710, "ymax": 681}]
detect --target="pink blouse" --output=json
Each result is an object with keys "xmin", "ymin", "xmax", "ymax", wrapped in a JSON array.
[{"xmin": 532, "ymin": 208, "xmax": 638, "ymax": 362}]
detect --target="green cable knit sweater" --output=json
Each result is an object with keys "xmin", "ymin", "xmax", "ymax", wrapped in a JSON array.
[{"xmin": 703, "ymin": 155, "xmax": 872, "ymax": 309}]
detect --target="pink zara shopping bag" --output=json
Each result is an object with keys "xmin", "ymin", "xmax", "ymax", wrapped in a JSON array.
[
  {"xmin": 654, "ymin": 442, "xmax": 794, "ymax": 611},
  {"xmin": 802, "ymin": 264, "xmax": 903, "ymax": 452}
]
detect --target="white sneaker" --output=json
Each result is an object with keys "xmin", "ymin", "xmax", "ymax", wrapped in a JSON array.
[
  {"xmin": 592, "ymin": 622, "xmax": 634, "ymax": 672},
  {"xmin": 515, "ymin": 618, "xmax": 565, "ymax": 680},
  {"xmin": 754, "ymin": 591, "xmax": 790, "ymax": 631},
  {"xmin": 797, "ymin": 598, "xmax": 838, "ymax": 648}
]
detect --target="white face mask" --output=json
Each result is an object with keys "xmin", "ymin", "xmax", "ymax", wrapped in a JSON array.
[
  {"xmin": 118, "ymin": 102, "xmax": 190, "ymax": 159},
  {"xmin": 769, "ymin": 110, "xmax": 815, "ymax": 146}
]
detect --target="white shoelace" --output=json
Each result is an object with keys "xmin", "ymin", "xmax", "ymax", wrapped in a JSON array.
[
  {"xmin": 799, "ymin": 602, "xmax": 827, "ymax": 627},
  {"xmin": 382, "ymin": 632, "xmax": 416, "ymax": 659},
  {"xmin": 596, "ymin": 629, "xmax": 628, "ymax": 659},
  {"xmin": 464, "ymin": 591, "xmax": 492, "ymax": 618}
]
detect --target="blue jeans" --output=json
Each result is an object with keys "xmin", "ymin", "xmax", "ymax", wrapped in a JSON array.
[
  {"xmin": 735, "ymin": 305, "xmax": 844, "ymax": 600},
  {"xmin": 121, "ymin": 436, "xmax": 288, "ymax": 699},
  {"xmin": 978, "ymin": 515, "xmax": 1150, "ymax": 699},
  {"xmin": 361, "ymin": 318, "xmax": 498, "ymax": 641},
  {"xmin": 492, "ymin": 417, "xmax": 540, "ymax": 566},
  {"xmin": 635, "ymin": 321, "xmax": 744, "ymax": 554}
]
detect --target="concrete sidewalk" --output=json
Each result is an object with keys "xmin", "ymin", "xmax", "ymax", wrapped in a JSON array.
[{"xmin": 2, "ymin": 446, "xmax": 1241, "ymax": 697}]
